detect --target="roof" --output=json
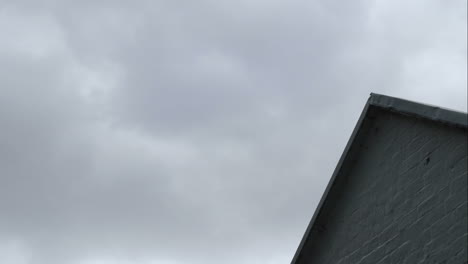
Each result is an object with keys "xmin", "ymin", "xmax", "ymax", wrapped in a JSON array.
[{"xmin": 290, "ymin": 93, "xmax": 468, "ymax": 264}]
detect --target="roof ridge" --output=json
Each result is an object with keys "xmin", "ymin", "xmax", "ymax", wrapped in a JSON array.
[{"xmin": 369, "ymin": 93, "xmax": 467, "ymax": 128}]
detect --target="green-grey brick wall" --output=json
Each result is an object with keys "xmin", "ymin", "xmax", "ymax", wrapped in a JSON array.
[{"xmin": 298, "ymin": 109, "xmax": 467, "ymax": 264}]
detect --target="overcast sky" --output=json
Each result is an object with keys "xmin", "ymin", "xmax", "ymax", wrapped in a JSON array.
[{"xmin": 0, "ymin": 0, "xmax": 466, "ymax": 263}]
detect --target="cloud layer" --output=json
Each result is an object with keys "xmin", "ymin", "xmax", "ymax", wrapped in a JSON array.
[{"xmin": 0, "ymin": 0, "xmax": 466, "ymax": 263}]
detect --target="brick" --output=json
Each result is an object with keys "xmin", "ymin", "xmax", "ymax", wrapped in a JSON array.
[
  {"xmin": 452, "ymin": 201, "xmax": 467, "ymax": 221},
  {"xmin": 447, "ymin": 221, "xmax": 467, "ymax": 239},
  {"xmin": 357, "ymin": 245, "xmax": 386, "ymax": 264},
  {"xmin": 431, "ymin": 247, "xmax": 450, "ymax": 264},
  {"xmin": 403, "ymin": 249, "xmax": 424, "ymax": 264},
  {"xmin": 422, "ymin": 162, "xmax": 444, "ymax": 187},
  {"xmin": 445, "ymin": 143, "xmax": 468, "ymax": 172},
  {"xmin": 378, "ymin": 223, "xmax": 398, "ymax": 246},
  {"xmin": 436, "ymin": 186, "xmax": 450, "ymax": 203},
  {"xmin": 398, "ymin": 209, "xmax": 417, "ymax": 231},
  {"xmin": 420, "ymin": 203, "xmax": 445, "ymax": 228},
  {"xmin": 384, "ymin": 233, "xmax": 402, "ymax": 255},
  {"xmin": 390, "ymin": 241, "xmax": 411, "ymax": 263},
  {"xmin": 409, "ymin": 228, "xmax": 431, "ymax": 252},
  {"xmin": 425, "ymin": 231, "xmax": 450, "ymax": 254},
  {"xmin": 406, "ymin": 176, "xmax": 425, "ymax": 199},
  {"xmin": 450, "ymin": 156, "xmax": 467, "ymax": 178},
  {"xmin": 418, "ymin": 195, "xmax": 438, "ymax": 218},
  {"xmin": 430, "ymin": 215, "xmax": 452, "ymax": 238},
  {"xmin": 449, "ymin": 250, "xmax": 467, "ymax": 264},
  {"xmin": 448, "ymin": 234, "xmax": 467, "ymax": 260},
  {"xmin": 375, "ymin": 254, "xmax": 391, "ymax": 264},
  {"xmin": 445, "ymin": 189, "xmax": 467, "ymax": 213},
  {"xmin": 450, "ymin": 172, "xmax": 468, "ymax": 195}
]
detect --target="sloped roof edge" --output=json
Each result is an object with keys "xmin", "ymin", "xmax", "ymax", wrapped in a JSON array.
[
  {"xmin": 369, "ymin": 93, "xmax": 467, "ymax": 129},
  {"xmin": 290, "ymin": 93, "xmax": 467, "ymax": 264}
]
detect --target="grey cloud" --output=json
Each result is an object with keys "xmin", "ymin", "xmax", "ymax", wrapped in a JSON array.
[{"xmin": 0, "ymin": 0, "xmax": 466, "ymax": 263}]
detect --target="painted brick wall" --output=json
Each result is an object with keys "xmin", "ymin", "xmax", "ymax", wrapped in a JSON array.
[{"xmin": 299, "ymin": 109, "xmax": 467, "ymax": 264}]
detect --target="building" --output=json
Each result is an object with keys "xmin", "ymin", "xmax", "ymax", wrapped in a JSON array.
[{"xmin": 291, "ymin": 94, "xmax": 467, "ymax": 264}]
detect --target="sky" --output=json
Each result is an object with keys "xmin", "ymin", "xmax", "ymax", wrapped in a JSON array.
[{"xmin": 0, "ymin": 0, "xmax": 466, "ymax": 263}]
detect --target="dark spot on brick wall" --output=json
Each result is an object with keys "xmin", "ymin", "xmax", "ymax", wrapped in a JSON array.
[{"xmin": 425, "ymin": 157, "xmax": 431, "ymax": 165}]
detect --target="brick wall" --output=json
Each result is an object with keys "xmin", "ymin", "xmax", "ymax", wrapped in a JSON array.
[{"xmin": 298, "ymin": 109, "xmax": 467, "ymax": 263}]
